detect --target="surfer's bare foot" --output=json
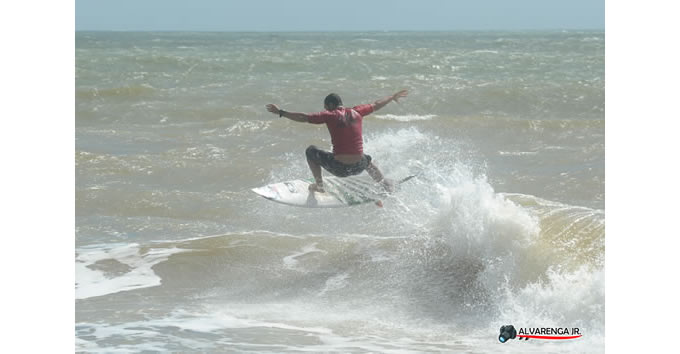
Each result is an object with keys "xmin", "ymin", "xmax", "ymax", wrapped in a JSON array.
[
  {"xmin": 380, "ymin": 179, "xmax": 394, "ymax": 193},
  {"xmin": 308, "ymin": 183, "xmax": 325, "ymax": 193}
]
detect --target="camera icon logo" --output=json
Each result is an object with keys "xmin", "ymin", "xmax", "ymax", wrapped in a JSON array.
[{"xmin": 499, "ymin": 325, "xmax": 517, "ymax": 343}]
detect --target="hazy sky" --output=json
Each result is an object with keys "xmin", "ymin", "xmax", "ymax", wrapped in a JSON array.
[{"xmin": 76, "ymin": 0, "xmax": 604, "ymax": 31}]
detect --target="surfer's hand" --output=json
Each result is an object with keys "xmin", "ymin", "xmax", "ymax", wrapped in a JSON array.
[
  {"xmin": 266, "ymin": 104, "xmax": 281, "ymax": 115},
  {"xmin": 392, "ymin": 90, "xmax": 408, "ymax": 103}
]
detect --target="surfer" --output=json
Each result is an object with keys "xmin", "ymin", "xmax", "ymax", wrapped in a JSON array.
[{"xmin": 266, "ymin": 90, "xmax": 408, "ymax": 193}]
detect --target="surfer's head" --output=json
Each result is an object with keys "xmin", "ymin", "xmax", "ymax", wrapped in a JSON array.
[{"xmin": 324, "ymin": 93, "xmax": 343, "ymax": 110}]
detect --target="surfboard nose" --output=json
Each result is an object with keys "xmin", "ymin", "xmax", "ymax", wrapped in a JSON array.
[{"xmin": 251, "ymin": 186, "xmax": 277, "ymax": 200}]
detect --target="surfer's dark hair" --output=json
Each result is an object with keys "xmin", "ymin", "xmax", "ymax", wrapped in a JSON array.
[{"xmin": 324, "ymin": 93, "xmax": 343, "ymax": 109}]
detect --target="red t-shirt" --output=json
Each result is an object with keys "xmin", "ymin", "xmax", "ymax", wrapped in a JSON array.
[{"xmin": 308, "ymin": 104, "xmax": 375, "ymax": 155}]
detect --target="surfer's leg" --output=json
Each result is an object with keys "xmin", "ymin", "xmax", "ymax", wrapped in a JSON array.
[
  {"xmin": 307, "ymin": 160, "xmax": 325, "ymax": 192},
  {"xmin": 365, "ymin": 162, "xmax": 383, "ymax": 182},
  {"xmin": 366, "ymin": 162, "xmax": 394, "ymax": 192},
  {"xmin": 305, "ymin": 145, "xmax": 327, "ymax": 192}
]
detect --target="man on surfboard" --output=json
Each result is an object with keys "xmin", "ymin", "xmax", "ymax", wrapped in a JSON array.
[{"xmin": 266, "ymin": 90, "xmax": 408, "ymax": 193}]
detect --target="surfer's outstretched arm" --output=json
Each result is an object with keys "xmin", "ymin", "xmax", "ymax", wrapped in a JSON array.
[
  {"xmin": 372, "ymin": 89, "xmax": 408, "ymax": 112},
  {"xmin": 266, "ymin": 104, "xmax": 310, "ymax": 122}
]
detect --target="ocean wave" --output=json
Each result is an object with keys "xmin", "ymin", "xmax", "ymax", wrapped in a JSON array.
[
  {"xmin": 75, "ymin": 243, "xmax": 192, "ymax": 300},
  {"xmin": 498, "ymin": 151, "xmax": 539, "ymax": 156},
  {"xmin": 76, "ymin": 172, "xmax": 604, "ymax": 351},
  {"xmin": 75, "ymin": 165, "xmax": 603, "ymax": 325},
  {"xmin": 76, "ymin": 84, "xmax": 156, "ymax": 100},
  {"xmin": 225, "ymin": 120, "xmax": 272, "ymax": 135},
  {"xmin": 374, "ymin": 114, "xmax": 436, "ymax": 122},
  {"xmin": 75, "ymin": 182, "xmax": 604, "ymax": 337}
]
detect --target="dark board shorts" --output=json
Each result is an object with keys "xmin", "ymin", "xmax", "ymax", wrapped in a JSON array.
[{"xmin": 305, "ymin": 145, "xmax": 371, "ymax": 178}]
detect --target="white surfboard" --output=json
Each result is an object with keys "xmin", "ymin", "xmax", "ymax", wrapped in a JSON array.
[{"xmin": 251, "ymin": 175, "xmax": 414, "ymax": 208}]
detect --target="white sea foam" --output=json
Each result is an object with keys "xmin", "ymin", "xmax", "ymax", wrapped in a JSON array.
[
  {"xmin": 283, "ymin": 242, "xmax": 327, "ymax": 270},
  {"xmin": 374, "ymin": 114, "xmax": 436, "ymax": 122},
  {"xmin": 430, "ymin": 176, "xmax": 539, "ymax": 267},
  {"xmin": 318, "ymin": 273, "xmax": 350, "ymax": 296},
  {"xmin": 76, "ymin": 307, "xmax": 337, "ymax": 352},
  {"xmin": 498, "ymin": 150, "xmax": 539, "ymax": 156},
  {"xmin": 469, "ymin": 50, "xmax": 499, "ymax": 55},
  {"xmin": 226, "ymin": 120, "xmax": 271, "ymax": 135},
  {"xmin": 75, "ymin": 243, "xmax": 191, "ymax": 300}
]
